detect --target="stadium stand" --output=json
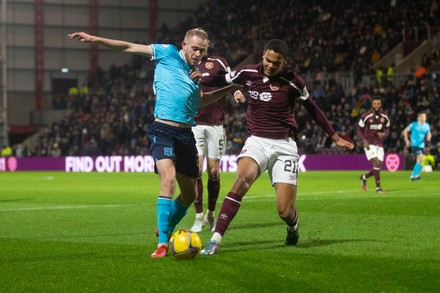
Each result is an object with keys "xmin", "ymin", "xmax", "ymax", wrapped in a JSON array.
[{"xmin": 8, "ymin": 0, "xmax": 439, "ymax": 169}]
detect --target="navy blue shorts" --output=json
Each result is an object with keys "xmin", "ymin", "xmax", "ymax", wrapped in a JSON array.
[
  {"xmin": 411, "ymin": 147, "xmax": 424, "ymax": 156},
  {"xmin": 146, "ymin": 121, "xmax": 199, "ymax": 178}
]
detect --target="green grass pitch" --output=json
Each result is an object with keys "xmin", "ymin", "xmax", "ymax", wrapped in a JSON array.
[{"xmin": 1, "ymin": 171, "xmax": 439, "ymax": 292}]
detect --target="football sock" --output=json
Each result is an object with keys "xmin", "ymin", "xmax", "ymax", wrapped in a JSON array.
[
  {"xmin": 212, "ymin": 232, "xmax": 223, "ymax": 244},
  {"xmin": 206, "ymin": 209, "xmax": 214, "ymax": 218},
  {"xmin": 194, "ymin": 178, "xmax": 203, "ymax": 213},
  {"xmin": 373, "ymin": 168, "xmax": 381, "ymax": 188},
  {"xmin": 207, "ymin": 176, "xmax": 220, "ymax": 211},
  {"xmin": 214, "ymin": 192, "xmax": 242, "ymax": 236},
  {"xmin": 365, "ymin": 169, "xmax": 374, "ymax": 179},
  {"xmin": 412, "ymin": 162, "xmax": 422, "ymax": 177},
  {"xmin": 169, "ymin": 198, "xmax": 190, "ymax": 233},
  {"xmin": 286, "ymin": 208, "xmax": 298, "ymax": 231},
  {"xmin": 157, "ymin": 197, "xmax": 172, "ymax": 245}
]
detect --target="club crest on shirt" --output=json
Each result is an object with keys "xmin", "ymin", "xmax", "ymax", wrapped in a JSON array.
[
  {"xmin": 270, "ymin": 82, "xmax": 280, "ymax": 91},
  {"xmin": 205, "ymin": 62, "xmax": 214, "ymax": 69}
]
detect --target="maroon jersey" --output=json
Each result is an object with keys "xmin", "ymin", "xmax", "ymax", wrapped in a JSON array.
[
  {"xmin": 225, "ymin": 63, "xmax": 335, "ymax": 139},
  {"xmin": 195, "ymin": 56, "xmax": 231, "ymax": 125},
  {"xmin": 357, "ymin": 109, "xmax": 390, "ymax": 147}
]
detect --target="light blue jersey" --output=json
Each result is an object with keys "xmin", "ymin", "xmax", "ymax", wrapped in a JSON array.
[
  {"xmin": 150, "ymin": 44, "xmax": 201, "ymax": 125},
  {"xmin": 408, "ymin": 121, "xmax": 431, "ymax": 148}
]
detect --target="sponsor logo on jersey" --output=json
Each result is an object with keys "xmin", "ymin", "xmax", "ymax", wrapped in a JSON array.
[
  {"xmin": 259, "ymin": 92, "xmax": 272, "ymax": 102},
  {"xmin": 248, "ymin": 90, "xmax": 273, "ymax": 102},
  {"xmin": 369, "ymin": 124, "xmax": 383, "ymax": 130}
]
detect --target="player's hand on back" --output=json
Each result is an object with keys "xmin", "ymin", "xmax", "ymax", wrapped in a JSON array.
[
  {"xmin": 234, "ymin": 90, "xmax": 246, "ymax": 103},
  {"xmin": 189, "ymin": 69, "xmax": 202, "ymax": 84}
]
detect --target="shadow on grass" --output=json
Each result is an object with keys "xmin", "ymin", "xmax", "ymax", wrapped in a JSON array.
[
  {"xmin": 0, "ymin": 198, "xmax": 32, "ymax": 203},
  {"xmin": 296, "ymin": 238, "xmax": 374, "ymax": 248},
  {"xmin": 217, "ymin": 238, "xmax": 375, "ymax": 255},
  {"xmin": 228, "ymin": 221, "xmax": 281, "ymax": 230}
]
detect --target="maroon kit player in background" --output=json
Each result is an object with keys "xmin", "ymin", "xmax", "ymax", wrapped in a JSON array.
[
  {"xmin": 191, "ymin": 48, "xmax": 244, "ymax": 233},
  {"xmin": 358, "ymin": 96, "xmax": 390, "ymax": 193},
  {"xmin": 201, "ymin": 39, "xmax": 355, "ymax": 255}
]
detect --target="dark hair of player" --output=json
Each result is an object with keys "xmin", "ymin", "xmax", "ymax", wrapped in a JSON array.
[{"xmin": 264, "ymin": 39, "xmax": 288, "ymax": 58}]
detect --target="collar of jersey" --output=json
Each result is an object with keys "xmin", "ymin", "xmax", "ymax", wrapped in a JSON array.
[{"xmin": 179, "ymin": 50, "xmax": 188, "ymax": 66}]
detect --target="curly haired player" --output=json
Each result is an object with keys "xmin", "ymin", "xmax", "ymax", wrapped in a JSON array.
[{"xmin": 358, "ymin": 96, "xmax": 390, "ymax": 193}]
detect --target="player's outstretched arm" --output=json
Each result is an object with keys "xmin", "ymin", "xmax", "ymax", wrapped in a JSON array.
[
  {"xmin": 331, "ymin": 134, "xmax": 355, "ymax": 152},
  {"xmin": 68, "ymin": 32, "xmax": 153, "ymax": 58},
  {"xmin": 200, "ymin": 84, "xmax": 241, "ymax": 107}
]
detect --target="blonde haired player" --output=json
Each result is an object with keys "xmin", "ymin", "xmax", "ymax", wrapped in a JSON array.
[{"xmin": 68, "ymin": 28, "xmax": 238, "ymax": 258}]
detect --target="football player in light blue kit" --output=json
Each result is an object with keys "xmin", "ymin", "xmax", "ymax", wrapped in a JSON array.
[
  {"xmin": 68, "ymin": 28, "xmax": 237, "ymax": 258},
  {"xmin": 402, "ymin": 112, "xmax": 431, "ymax": 180}
]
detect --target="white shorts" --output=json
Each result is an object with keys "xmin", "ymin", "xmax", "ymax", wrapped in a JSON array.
[
  {"xmin": 238, "ymin": 135, "xmax": 299, "ymax": 186},
  {"xmin": 192, "ymin": 125, "xmax": 226, "ymax": 159},
  {"xmin": 364, "ymin": 145, "xmax": 384, "ymax": 161}
]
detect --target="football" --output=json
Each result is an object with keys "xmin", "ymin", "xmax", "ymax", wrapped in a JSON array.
[{"xmin": 169, "ymin": 229, "xmax": 202, "ymax": 260}]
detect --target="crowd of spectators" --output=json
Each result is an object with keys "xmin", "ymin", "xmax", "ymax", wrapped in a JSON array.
[{"xmin": 7, "ymin": 0, "xmax": 439, "ymax": 170}]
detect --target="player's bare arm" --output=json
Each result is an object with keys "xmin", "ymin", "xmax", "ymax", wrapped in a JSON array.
[
  {"xmin": 402, "ymin": 127, "xmax": 411, "ymax": 147},
  {"xmin": 68, "ymin": 32, "xmax": 153, "ymax": 58}
]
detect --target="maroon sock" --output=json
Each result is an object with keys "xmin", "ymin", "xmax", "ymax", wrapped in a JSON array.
[
  {"xmin": 207, "ymin": 177, "xmax": 220, "ymax": 212},
  {"xmin": 373, "ymin": 169, "xmax": 381, "ymax": 188},
  {"xmin": 214, "ymin": 192, "xmax": 242, "ymax": 236},
  {"xmin": 365, "ymin": 169, "xmax": 374, "ymax": 179},
  {"xmin": 193, "ymin": 178, "xmax": 203, "ymax": 214}
]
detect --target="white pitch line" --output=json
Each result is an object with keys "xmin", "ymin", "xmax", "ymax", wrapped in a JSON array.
[
  {"xmin": 0, "ymin": 204, "xmax": 145, "ymax": 212},
  {"xmin": 245, "ymin": 190, "xmax": 355, "ymax": 200},
  {"xmin": 249, "ymin": 190, "xmax": 356, "ymax": 198}
]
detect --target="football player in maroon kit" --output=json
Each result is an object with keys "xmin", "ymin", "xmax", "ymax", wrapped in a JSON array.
[
  {"xmin": 357, "ymin": 96, "xmax": 390, "ymax": 193},
  {"xmin": 191, "ymin": 47, "xmax": 244, "ymax": 233},
  {"xmin": 200, "ymin": 39, "xmax": 355, "ymax": 255}
]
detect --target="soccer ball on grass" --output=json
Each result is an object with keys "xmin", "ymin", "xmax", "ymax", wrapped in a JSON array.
[{"xmin": 169, "ymin": 229, "xmax": 202, "ymax": 260}]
